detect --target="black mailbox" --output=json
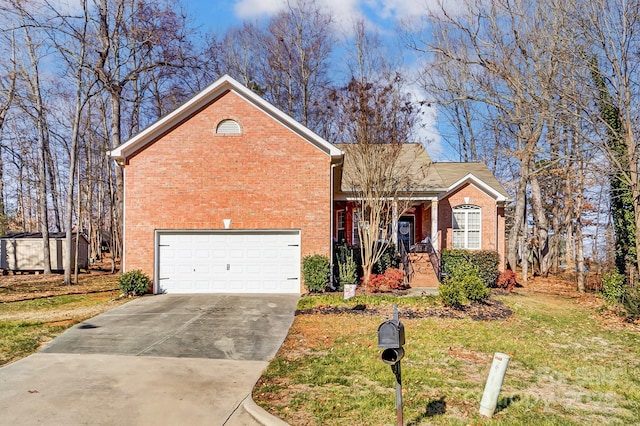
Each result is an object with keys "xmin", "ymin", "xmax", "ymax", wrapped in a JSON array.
[{"xmin": 377, "ymin": 319, "xmax": 405, "ymax": 349}]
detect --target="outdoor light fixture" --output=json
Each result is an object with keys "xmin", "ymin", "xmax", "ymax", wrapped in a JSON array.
[{"xmin": 223, "ymin": 219, "xmax": 232, "ymax": 229}]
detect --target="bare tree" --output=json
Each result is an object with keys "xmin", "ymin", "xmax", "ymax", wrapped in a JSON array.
[
  {"xmin": 578, "ymin": 0, "xmax": 640, "ymax": 285},
  {"xmin": 412, "ymin": 0, "xmax": 585, "ymax": 278},
  {"xmin": 17, "ymin": 8, "xmax": 52, "ymax": 273},
  {"xmin": 41, "ymin": 0, "xmax": 94, "ymax": 284},
  {"xmin": 0, "ymin": 27, "xmax": 18, "ymax": 234}
]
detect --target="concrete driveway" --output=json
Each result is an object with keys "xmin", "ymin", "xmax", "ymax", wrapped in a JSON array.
[{"xmin": 0, "ymin": 294, "xmax": 298, "ymax": 425}]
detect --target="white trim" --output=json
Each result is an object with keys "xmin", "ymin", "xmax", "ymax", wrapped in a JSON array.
[
  {"xmin": 341, "ymin": 195, "xmax": 438, "ymax": 202},
  {"xmin": 122, "ymin": 167, "xmax": 126, "ymax": 272},
  {"xmin": 109, "ymin": 74, "xmax": 342, "ymax": 163},
  {"xmin": 452, "ymin": 205, "xmax": 482, "ymax": 250},
  {"xmin": 439, "ymin": 174, "xmax": 508, "ymax": 202}
]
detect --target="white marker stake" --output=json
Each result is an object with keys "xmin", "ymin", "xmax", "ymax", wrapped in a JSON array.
[{"xmin": 479, "ymin": 352, "xmax": 510, "ymax": 417}]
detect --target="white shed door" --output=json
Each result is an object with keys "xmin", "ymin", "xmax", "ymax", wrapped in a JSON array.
[{"xmin": 156, "ymin": 231, "xmax": 301, "ymax": 294}]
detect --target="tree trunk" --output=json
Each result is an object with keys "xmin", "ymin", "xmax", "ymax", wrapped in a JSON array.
[
  {"xmin": 529, "ymin": 171, "xmax": 551, "ymax": 276},
  {"xmin": 23, "ymin": 23, "xmax": 52, "ymax": 274}
]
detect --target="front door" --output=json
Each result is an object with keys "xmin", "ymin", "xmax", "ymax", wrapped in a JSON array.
[{"xmin": 397, "ymin": 216, "xmax": 414, "ymax": 251}]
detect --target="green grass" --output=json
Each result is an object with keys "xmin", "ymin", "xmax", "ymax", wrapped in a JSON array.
[
  {"xmin": 0, "ymin": 292, "xmax": 124, "ymax": 366},
  {"xmin": 0, "ymin": 321, "xmax": 67, "ymax": 365},
  {"xmin": 0, "ymin": 293, "xmax": 109, "ymax": 314},
  {"xmin": 255, "ymin": 292, "xmax": 640, "ymax": 425},
  {"xmin": 296, "ymin": 294, "xmax": 439, "ymax": 310}
]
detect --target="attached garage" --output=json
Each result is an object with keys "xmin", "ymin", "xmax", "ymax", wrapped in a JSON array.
[{"xmin": 155, "ymin": 230, "xmax": 301, "ymax": 294}]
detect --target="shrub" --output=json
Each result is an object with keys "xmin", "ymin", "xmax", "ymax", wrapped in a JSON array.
[
  {"xmin": 119, "ymin": 270, "xmax": 151, "ymax": 296},
  {"xmin": 496, "ymin": 270, "xmax": 518, "ymax": 292},
  {"xmin": 441, "ymin": 249, "xmax": 500, "ymax": 287},
  {"xmin": 302, "ymin": 254, "xmax": 330, "ymax": 293},
  {"xmin": 336, "ymin": 245, "xmax": 358, "ymax": 291},
  {"xmin": 439, "ymin": 262, "xmax": 490, "ymax": 306},
  {"xmin": 439, "ymin": 281, "xmax": 465, "ymax": 307},
  {"xmin": 601, "ymin": 270, "xmax": 626, "ymax": 306},
  {"xmin": 372, "ymin": 244, "xmax": 401, "ymax": 275},
  {"xmin": 367, "ymin": 268, "xmax": 406, "ymax": 293},
  {"xmin": 622, "ymin": 287, "xmax": 640, "ymax": 320}
]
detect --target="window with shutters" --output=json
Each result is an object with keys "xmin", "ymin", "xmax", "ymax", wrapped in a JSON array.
[
  {"xmin": 452, "ymin": 205, "xmax": 481, "ymax": 249},
  {"xmin": 216, "ymin": 119, "xmax": 241, "ymax": 135}
]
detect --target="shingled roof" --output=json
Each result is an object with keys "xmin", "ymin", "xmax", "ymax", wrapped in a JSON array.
[
  {"xmin": 433, "ymin": 162, "xmax": 510, "ymax": 200},
  {"xmin": 333, "ymin": 143, "xmax": 509, "ymax": 201}
]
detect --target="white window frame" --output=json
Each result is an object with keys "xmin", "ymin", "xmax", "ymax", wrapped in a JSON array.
[
  {"xmin": 336, "ymin": 210, "xmax": 346, "ymax": 241},
  {"xmin": 452, "ymin": 205, "xmax": 481, "ymax": 250},
  {"xmin": 352, "ymin": 211, "xmax": 361, "ymax": 246}
]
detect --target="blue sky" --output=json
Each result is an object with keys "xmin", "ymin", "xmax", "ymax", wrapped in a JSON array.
[
  {"xmin": 184, "ymin": 1, "xmax": 453, "ymax": 159},
  {"xmin": 187, "ymin": 0, "xmax": 432, "ymax": 36}
]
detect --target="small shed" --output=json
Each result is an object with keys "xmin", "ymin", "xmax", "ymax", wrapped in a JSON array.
[{"xmin": 0, "ymin": 232, "xmax": 89, "ymax": 272}]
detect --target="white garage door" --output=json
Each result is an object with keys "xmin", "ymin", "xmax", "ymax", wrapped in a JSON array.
[{"xmin": 156, "ymin": 230, "xmax": 301, "ymax": 294}]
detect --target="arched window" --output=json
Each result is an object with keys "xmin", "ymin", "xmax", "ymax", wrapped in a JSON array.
[
  {"xmin": 452, "ymin": 205, "xmax": 481, "ymax": 249},
  {"xmin": 216, "ymin": 119, "xmax": 241, "ymax": 135}
]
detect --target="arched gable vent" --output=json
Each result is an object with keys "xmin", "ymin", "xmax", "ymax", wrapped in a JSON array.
[{"xmin": 216, "ymin": 119, "xmax": 241, "ymax": 135}]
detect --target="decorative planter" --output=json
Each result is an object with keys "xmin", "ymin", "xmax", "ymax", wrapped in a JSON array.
[{"xmin": 343, "ymin": 283, "xmax": 357, "ymax": 300}]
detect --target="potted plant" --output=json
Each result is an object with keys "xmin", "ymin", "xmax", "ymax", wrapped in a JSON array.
[{"xmin": 337, "ymin": 245, "xmax": 358, "ymax": 299}]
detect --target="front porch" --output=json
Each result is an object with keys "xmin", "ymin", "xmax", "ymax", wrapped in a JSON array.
[{"xmin": 334, "ymin": 200, "xmax": 443, "ymax": 288}]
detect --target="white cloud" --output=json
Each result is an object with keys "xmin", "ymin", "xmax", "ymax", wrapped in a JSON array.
[
  {"xmin": 406, "ymin": 80, "xmax": 443, "ymax": 159},
  {"xmin": 232, "ymin": 0, "xmax": 457, "ymax": 34},
  {"xmin": 234, "ymin": 0, "xmax": 286, "ymax": 18}
]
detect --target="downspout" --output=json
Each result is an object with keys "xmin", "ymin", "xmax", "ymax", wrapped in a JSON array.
[
  {"xmin": 329, "ymin": 155, "xmax": 344, "ymax": 290},
  {"xmin": 496, "ymin": 200, "xmax": 499, "ymax": 268},
  {"xmin": 330, "ymin": 162, "xmax": 337, "ymax": 290}
]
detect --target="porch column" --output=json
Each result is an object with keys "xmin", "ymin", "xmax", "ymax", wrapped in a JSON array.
[
  {"xmin": 431, "ymin": 199, "xmax": 438, "ymax": 250},
  {"xmin": 392, "ymin": 200, "xmax": 398, "ymax": 247}
]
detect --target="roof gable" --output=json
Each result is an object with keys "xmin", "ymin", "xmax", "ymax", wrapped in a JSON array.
[
  {"xmin": 110, "ymin": 74, "xmax": 342, "ymax": 164},
  {"xmin": 434, "ymin": 162, "xmax": 510, "ymax": 202}
]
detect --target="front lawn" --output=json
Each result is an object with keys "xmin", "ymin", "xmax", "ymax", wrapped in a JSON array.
[
  {"xmin": 254, "ymin": 290, "xmax": 640, "ymax": 425},
  {"xmin": 0, "ymin": 272, "xmax": 125, "ymax": 366}
]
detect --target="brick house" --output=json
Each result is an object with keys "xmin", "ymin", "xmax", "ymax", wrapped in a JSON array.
[{"xmin": 110, "ymin": 75, "xmax": 509, "ymax": 294}]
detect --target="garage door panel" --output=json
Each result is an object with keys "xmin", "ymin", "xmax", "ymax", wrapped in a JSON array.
[{"xmin": 157, "ymin": 231, "xmax": 300, "ymax": 294}]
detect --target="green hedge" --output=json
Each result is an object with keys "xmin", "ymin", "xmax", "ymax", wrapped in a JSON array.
[
  {"xmin": 441, "ymin": 249, "xmax": 500, "ymax": 287},
  {"xmin": 440, "ymin": 261, "xmax": 490, "ymax": 307},
  {"xmin": 119, "ymin": 270, "xmax": 151, "ymax": 296},
  {"xmin": 302, "ymin": 254, "xmax": 330, "ymax": 293}
]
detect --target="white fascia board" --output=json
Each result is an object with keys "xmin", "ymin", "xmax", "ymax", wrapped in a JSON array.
[
  {"xmin": 341, "ymin": 195, "xmax": 438, "ymax": 202},
  {"xmin": 439, "ymin": 173, "xmax": 509, "ymax": 202},
  {"xmin": 109, "ymin": 74, "xmax": 342, "ymax": 163}
]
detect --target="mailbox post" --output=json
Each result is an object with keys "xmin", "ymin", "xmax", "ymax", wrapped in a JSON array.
[{"xmin": 378, "ymin": 304, "xmax": 405, "ymax": 426}]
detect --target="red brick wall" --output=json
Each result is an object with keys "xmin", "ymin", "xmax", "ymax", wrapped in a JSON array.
[
  {"xmin": 438, "ymin": 183, "xmax": 506, "ymax": 270},
  {"xmin": 122, "ymin": 91, "xmax": 332, "ymax": 292}
]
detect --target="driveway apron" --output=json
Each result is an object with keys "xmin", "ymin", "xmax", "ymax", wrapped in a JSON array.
[{"xmin": 0, "ymin": 294, "xmax": 298, "ymax": 426}]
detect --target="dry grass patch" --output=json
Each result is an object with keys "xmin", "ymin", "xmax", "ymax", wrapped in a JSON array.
[
  {"xmin": 255, "ymin": 287, "xmax": 640, "ymax": 425},
  {"xmin": 0, "ymin": 270, "xmax": 127, "ymax": 366}
]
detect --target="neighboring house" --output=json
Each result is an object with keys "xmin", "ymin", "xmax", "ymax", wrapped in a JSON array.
[
  {"xmin": 0, "ymin": 232, "xmax": 89, "ymax": 273},
  {"xmin": 110, "ymin": 75, "xmax": 509, "ymax": 294}
]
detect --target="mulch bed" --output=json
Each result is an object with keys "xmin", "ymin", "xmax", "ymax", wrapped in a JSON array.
[{"xmin": 295, "ymin": 298, "xmax": 513, "ymax": 321}]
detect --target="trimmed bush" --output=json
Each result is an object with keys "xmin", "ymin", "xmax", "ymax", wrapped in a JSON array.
[
  {"xmin": 119, "ymin": 270, "xmax": 151, "ymax": 296},
  {"xmin": 441, "ymin": 249, "xmax": 500, "ymax": 287},
  {"xmin": 601, "ymin": 270, "xmax": 626, "ymax": 306},
  {"xmin": 303, "ymin": 254, "xmax": 330, "ymax": 293},
  {"xmin": 439, "ymin": 262, "xmax": 490, "ymax": 306},
  {"xmin": 439, "ymin": 281, "xmax": 465, "ymax": 307}
]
